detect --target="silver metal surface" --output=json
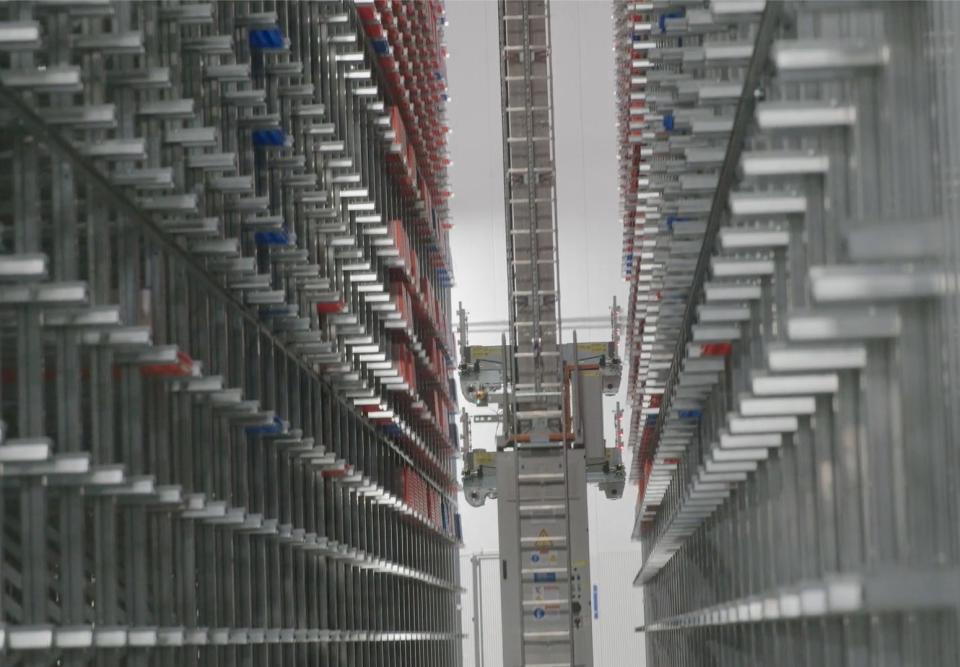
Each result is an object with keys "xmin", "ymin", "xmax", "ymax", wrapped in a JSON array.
[
  {"xmin": 0, "ymin": 1, "xmax": 462, "ymax": 665},
  {"xmin": 619, "ymin": 0, "xmax": 960, "ymax": 664}
]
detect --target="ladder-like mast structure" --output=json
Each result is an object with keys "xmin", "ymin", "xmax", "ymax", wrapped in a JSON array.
[
  {"xmin": 497, "ymin": 1, "xmax": 586, "ymax": 665},
  {"xmin": 460, "ymin": 2, "xmax": 626, "ymax": 665}
]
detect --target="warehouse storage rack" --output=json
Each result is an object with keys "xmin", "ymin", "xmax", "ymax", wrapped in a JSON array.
[
  {"xmin": 618, "ymin": 0, "xmax": 960, "ymax": 664},
  {"xmin": 0, "ymin": 1, "xmax": 462, "ymax": 665}
]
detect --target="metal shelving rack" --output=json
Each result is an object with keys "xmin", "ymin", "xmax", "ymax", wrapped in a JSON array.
[
  {"xmin": 0, "ymin": 1, "xmax": 462, "ymax": 665},
  {"xmin": 617, "ymin": 0, "xmax": 960, "ymax": 664}
]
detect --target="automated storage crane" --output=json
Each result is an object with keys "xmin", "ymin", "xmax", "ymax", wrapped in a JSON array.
[{"xmin": 457, "ymin": 1, "xmax": 626, "ymax": 665}]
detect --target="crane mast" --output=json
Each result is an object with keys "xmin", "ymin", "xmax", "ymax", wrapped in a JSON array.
[
  {"xmin": 500, "ymin": 0, "xmax": 563, "ymax": 432},
  {"xmin": 499, "ymin": 1, "xmax": 585, "ymax": 664},
  {"xmin": 458, "ymin": 2, "xmax": 626, "ymax": 665}
]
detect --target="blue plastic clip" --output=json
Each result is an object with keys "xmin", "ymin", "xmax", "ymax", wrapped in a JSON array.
[
  {"xmin": 679, "ymin": 409, "xmax": 702, "ymax": 420},
  {"xmin": 249, "ymin": 28, "xmax": 285, "ymax": 50},
  {"xmin": 454, "ymin": 513, "xmax": 463, "ymax": 541},
  {"xmin": 659, "ymin": 9, "xmax": 685, "ymax": 34},
  {"xmin": 662, "ymin": 113, "xmax": 675, "ymax": 132},
  {"xmin": 372, "ymin": 38, "xmax": 391, "ymax": 55},
  {"xmin": 666, "ymin": 215, "xmax": 691, "ymax": 232},
  {"xmin": 252, "ymin": 129, "xmax": 288, "ymax": 147},
  {"xmin": 254, "ymin": 229, "xmax": 291, "ymax": 246},
  {"xmin": 246, "ymin": 416, "xmax": 286, "ymax": 436}
]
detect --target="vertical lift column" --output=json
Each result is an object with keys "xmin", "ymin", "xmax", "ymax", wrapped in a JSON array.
[
  {"xmin": 498, "ymin": 1, "xmax": 583, "ymax": 665},
  {"xmin": 458, "ymin": 1, "xmax": 626, "ymax": 666}
]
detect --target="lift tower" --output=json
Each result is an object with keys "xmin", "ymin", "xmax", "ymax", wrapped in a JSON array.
[{"xmin": 458, "ymin": 2, "xmax": 626, "ymax": 665}]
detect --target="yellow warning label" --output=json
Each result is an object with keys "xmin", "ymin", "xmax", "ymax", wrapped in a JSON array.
[
  {"xmin": 573, "ymin": 560, "xmax": 588, "ymax": 568},
  {"xmin": 535, "ymin": 528, "xmax": 553, "ymax": 554},
  {"xmin": 473, "ymin": 451, "xmax": 495, "ymax": 466},
  {"xmin": 468, "ymin": 345, "xmax": 502, "ymax": 362},
  {"xmin": 577, "ymin": 342, "xmax": 609, "ymax": 355}
]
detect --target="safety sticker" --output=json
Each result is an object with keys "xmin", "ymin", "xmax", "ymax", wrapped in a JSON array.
[
  {"xmin": 533, "ymin": 607, "xmax": 545, "ymax": 620},
  {"xmin": 469, "ymin": 346, "xmax": 503, "ymax": 362},
  {"xmin": 535, "ymin": 528, "xmax": 552, "ymax": 554},
  {"xmin": 474, "ymin": 451, "xmax": 495, "ymax": 466},
  {"xmin": 533, "ymin": 572, "xmax": 557, "ymax": 583}
]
